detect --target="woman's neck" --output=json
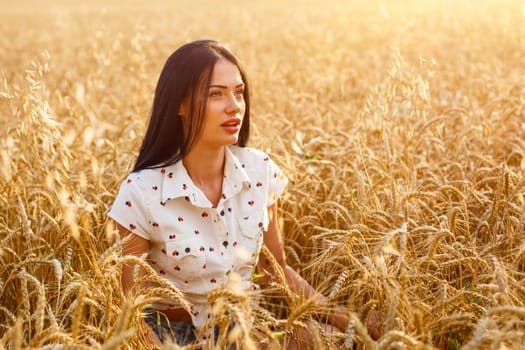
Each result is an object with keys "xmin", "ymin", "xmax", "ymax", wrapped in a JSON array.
[{"xmin": 182, "ymin": 145, "xmax": 225, "ymax": 207}]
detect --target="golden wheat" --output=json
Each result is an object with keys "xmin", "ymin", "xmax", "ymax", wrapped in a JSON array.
[{"xmin": 1, "ymin": 0, "xmax": 525, "ymax": 349}]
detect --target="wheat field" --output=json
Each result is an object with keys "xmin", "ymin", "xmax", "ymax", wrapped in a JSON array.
[{"xmin": 1, "ymin": 0, "xmax": 525, "ymax": 349}]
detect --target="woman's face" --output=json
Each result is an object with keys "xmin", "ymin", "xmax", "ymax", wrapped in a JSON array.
[{"xmin": 195, "ymin": 57, "xmax": 246, "ymax": 150}]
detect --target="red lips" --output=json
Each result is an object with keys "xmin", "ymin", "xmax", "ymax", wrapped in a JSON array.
[{"xmin": 221, "ymin": 117, "xmax": 241, "ymax": 127}]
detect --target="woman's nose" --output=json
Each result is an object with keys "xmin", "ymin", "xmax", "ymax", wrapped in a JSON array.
[{"xmin": 226, "ymin": 93, "xmax": 242, "ymax": 114}]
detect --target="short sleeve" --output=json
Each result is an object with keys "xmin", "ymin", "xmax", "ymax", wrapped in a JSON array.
[
  {"xmin": 266, "ymin": 156, "xmax": 288, "ymax": 206},
  {"xmin": 108, "ymin": 173, "xmax": 152, "ymax": 240}
]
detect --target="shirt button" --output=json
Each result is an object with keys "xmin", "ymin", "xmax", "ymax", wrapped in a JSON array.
[
  {"xmin": 223, "ymin": 241, "xmax": 228, "ymax": 248},
  {"xmin": 185, "ymin": 247, "xmax": 191, "ymax": 253}
]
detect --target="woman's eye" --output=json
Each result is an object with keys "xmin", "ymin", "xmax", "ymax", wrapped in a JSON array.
[
  {"xmin": 235, "ymin": 89, "xmax": 244, "ymax": 96},
  {"xmin": 209, "ymin": 90, "xmax": 222, "ymax": 97}
]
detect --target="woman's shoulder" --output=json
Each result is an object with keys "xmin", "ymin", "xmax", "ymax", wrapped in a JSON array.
[
  {"xmin": 228, "ymin": 145, "xmax": 271, "ymax": 163},
  {"xmin": 116, "ymin": 166, "xmax": 167, "ymax": 197},
  {"xmin": 124, "ymin": 167, "xmax": 163, "ymax": 185}
]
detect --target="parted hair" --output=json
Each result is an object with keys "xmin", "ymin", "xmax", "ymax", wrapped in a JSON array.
[{"xmin": 133, "ymin": 40, "xmax": 250, "ymax": 172}]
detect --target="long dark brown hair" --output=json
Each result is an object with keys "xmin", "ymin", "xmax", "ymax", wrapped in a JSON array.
[{"xmin": 133, "ymin": 40, "xmax": 250, "ymax": 172}]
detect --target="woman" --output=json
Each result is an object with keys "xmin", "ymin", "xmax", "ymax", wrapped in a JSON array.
[{"xmin": 109, "ymin": 40, "xmax": 373, "ymax": 348}]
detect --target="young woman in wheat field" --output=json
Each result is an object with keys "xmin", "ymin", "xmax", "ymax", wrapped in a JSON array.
[{"xmin": 109, "ymin": 40, "xmax": 377, "ymax": 348}]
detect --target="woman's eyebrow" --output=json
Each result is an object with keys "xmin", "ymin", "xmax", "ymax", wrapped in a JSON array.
[{"xmin": 208, "ymin": 83, "xmax": 245, "ymax": 89}]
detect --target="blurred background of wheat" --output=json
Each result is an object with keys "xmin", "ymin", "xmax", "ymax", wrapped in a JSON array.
[{"xmin": 1, "ymin": 0, "xmax": 524, "ymax": 349}]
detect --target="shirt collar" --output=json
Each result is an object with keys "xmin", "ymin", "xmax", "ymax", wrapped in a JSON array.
[{"xmin": 161, "ymin": 146, "xmax": 252, "ymax": 207}]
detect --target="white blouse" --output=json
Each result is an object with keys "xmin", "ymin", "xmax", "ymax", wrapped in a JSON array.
[{"xmin": 108, "ymin": 145, "xmax": 287, "ymax": 332}]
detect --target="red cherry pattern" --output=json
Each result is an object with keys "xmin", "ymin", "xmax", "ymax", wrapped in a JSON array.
[{"xmin": 117, "ymin": 151, "xmax": 287, "ymax": 303}]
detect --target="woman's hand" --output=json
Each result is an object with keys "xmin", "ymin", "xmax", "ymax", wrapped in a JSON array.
[{"xmin": 365, "ymin": 309, "xmax": 382, "ymax": 340}]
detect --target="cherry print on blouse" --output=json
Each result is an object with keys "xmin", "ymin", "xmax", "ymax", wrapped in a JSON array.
[
  {"xmin": 152, "ymin": 222, "xmax": 159, "ymax": 227},
  {"xmin": 202, "ymin": 264, "xmax": 206, "ymax": 269},
  {"xmin": 233, "ymin": 241, "xmax": 238, "ymax": 247},
  {"xmin": 222, "ymin": 193, "xmax": 227, "ymax": 200},
  {"xmin": 182, "ymin": 184, "xmax": 187, "ymax": 190},
  {"xmin": 174, "ymin": 265, "xmax": 180, "ymax": 271},
  {"xmin": 160, "ymin": 169, "xmax": 165, "ymax": 174},
  {"xmin": 210, "ymin": 278, "xmax": 217, "ymax": 283},
  {"xmin": 178, "ymin": 216, "xmax": 184, "ymax": 222},
  {"xmin": 248, "ymin": 200, "xmax": 254, "ymax": 206},
  {"xmin": 184, "ymin": 280, "xmax": 189, "ymax": 284},
  {"xmin": 168, "ymin": 234, "xmax": 176, "ymax": 239},
  {"xmin": 243, "ymin": 216, "xmax": 249, "ymax": 220},
  {"xmin": 227, "ymin": 207, "xmax": 232, "ymax": 213},
  {"xmin": 160, "ymin": 270, "xmax": 166, "ymax": 275},
  {"xmin": 125, "ymin": 201, "xmax": 132, "ymax": 207},
  {"xmin": 152, "ymin": 186, "xmax": 158, "ymax": 190},
  {"xmin": 200, "ymin": 246, "xmax": 205, "ymax": 251},
  {"xmin": 256, "ymin": 182, "xmax": 263, "ymax": 187},
  {"xmin": 263, "ymin": 157, "xmax": 269, "ymax": 161},
  {"xmin": 209, "ymin": 246, "xmax": 215, "ymax": 252},
  {"xmin": 129, "ymin": 224, "xmax": 136, "ymax": 230},
  {"xmin": 168, "ymin": 172, "xmax": 173, "ymax": 179},
  {"xmin": 160, "ymin": 201, "xmax": 166, "ymax": 206},
  {"xmin": 172, "ymin": 250, "xmax": 179, "ymax": 256},
  {"xmin": 161, "ymin": 248, "xmax": 166, "ymax": 254},
  {"xmin": 194, "ymin": 230, "xmax": 200, "ymax": 235},
  {"xmin": 202, "ymin": 212, "xmax": 208, "ymax": 218},
  {"xmin": 127, "ymin": 179, "xmax": 132, "ymax": 184}
]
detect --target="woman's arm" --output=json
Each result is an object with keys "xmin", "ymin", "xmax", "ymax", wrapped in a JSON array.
[
  {"xmin": 116, "ymin": 223, "xmax": 165, "ymax": 345},
  {"xmin": 259, "ymin": 204, "xmax": 349, "ymax": 331},
  {"xmin": 116, "ymin": 223, "xmax": 150, "ymax": 296}
]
